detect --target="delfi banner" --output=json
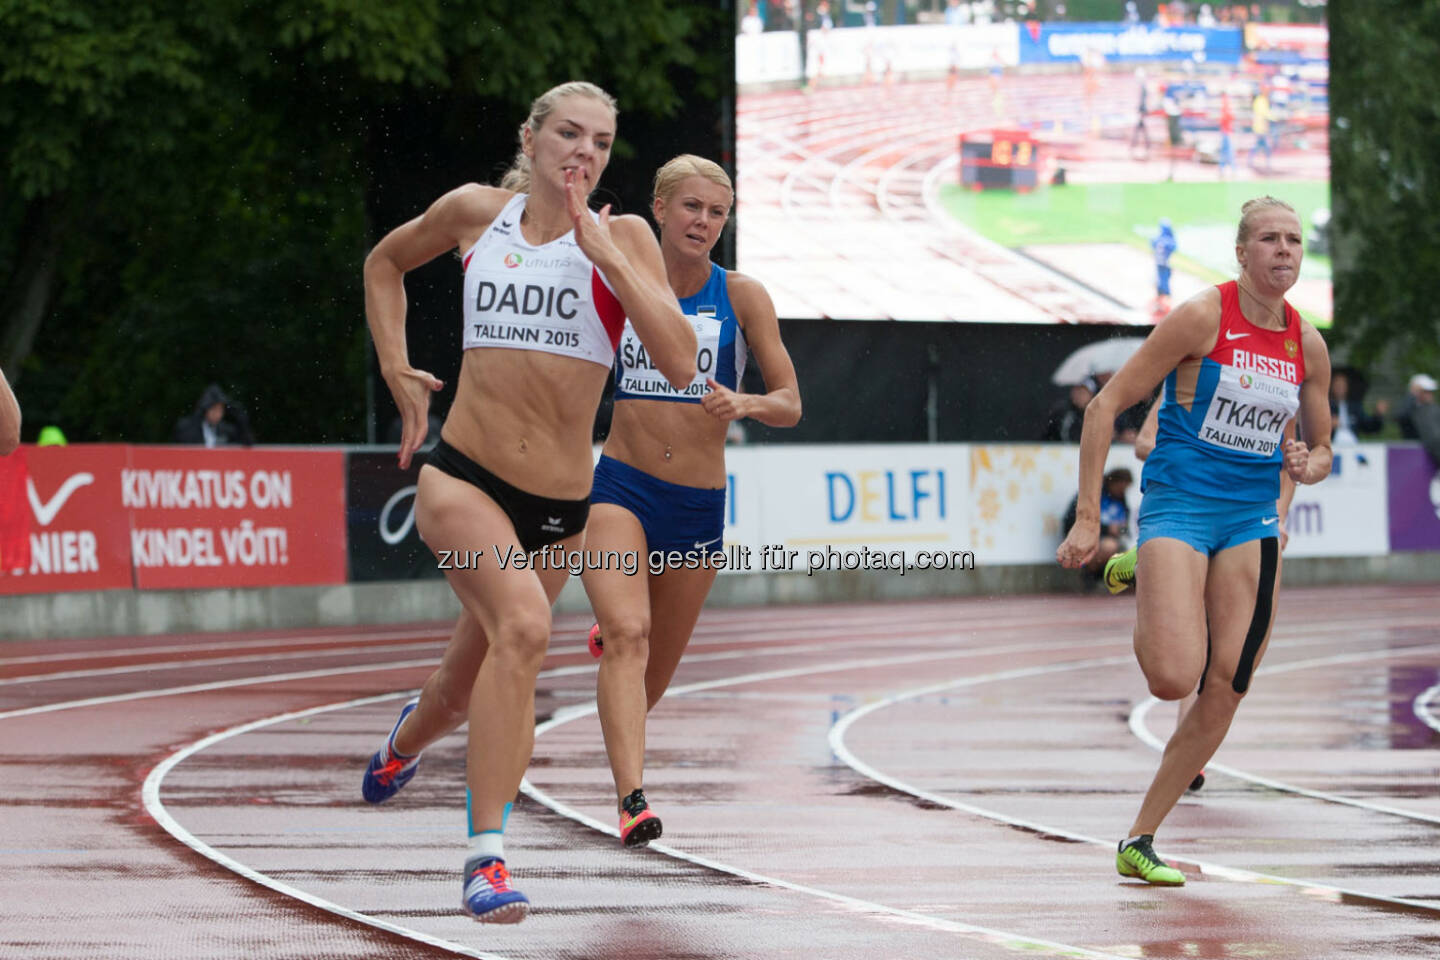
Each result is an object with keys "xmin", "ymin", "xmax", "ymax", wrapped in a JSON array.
[
  {"xmin": 1387, "ymin": 446, "xmax": 1440, "ymax": 552},
  {"xmin": 755, "ymin": 445, "xmax": 972, "ymax": 575},
  {"xmin": 1018, "ymin": 23, "xmax": 1242, "ymax": 66},
  {"xmin": 126, "ymin": 447, "xmax": 347, "ymax": 589},
  {"xmin": 0, "ymin": 444, "xmax": 133, "ymax": 595}
]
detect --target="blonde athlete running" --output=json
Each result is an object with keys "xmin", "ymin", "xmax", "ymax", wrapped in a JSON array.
[
  {"xmin": 584, "ymin": 155, "xmax": 800, "ymax": 846},
  {"xmin": 1059, "ymin": 197, "xmax": 1331, "ymax": 885},
  {"xmin": 360, "ymin": 82, "xmax": 695, "ymax": 923}
]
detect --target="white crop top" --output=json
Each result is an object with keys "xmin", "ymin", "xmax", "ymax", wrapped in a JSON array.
[{"xmin": 460, "ymin": 192, "xmax": 625, "ymax": 367}]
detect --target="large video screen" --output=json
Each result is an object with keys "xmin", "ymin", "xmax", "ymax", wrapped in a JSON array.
[{"xmin": 735, "ymin": 4, "xmax": 1329, "ymax": 326}]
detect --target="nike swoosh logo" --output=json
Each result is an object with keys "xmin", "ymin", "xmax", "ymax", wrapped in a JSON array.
[
  {"xmin": 1225, "ymin": 330, "xmax": 1251, "ymax": 341},
  {"xmin": 500, "ymin": 220, "xmax": 513, "ymax": 228},
  {"xmin": 1262, "ymin": 516, "xmax": 1278, "ymax": 525},
  {"xmin": 28, "ymin": 473, "xmax": 95, "ymax": 527},
  {"xmin": 693, "ymin": 536, "xmax": 722, "ymax": 551}
]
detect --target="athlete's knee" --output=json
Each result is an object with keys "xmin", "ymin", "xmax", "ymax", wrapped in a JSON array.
[
  {"xmin": 1145, "ymin": 669, "xmax": 1199, "ymax": 702},
  {"xmin": 1202, "ymin": 664, "xmax": 1251, "ymax": 702},
  {"xmin": 598, "ymin": 614, "xmax": 650, "ymax": 662},
  {"xmin": 1134, "ymin": 630, "xmax": 1205, "ymax": 701},
  {"xmin": 487, "ymin": 610, "xmax": 553, "ymax": 671}
]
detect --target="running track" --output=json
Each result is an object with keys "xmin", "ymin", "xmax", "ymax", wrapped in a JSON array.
[{"xmin": 3, "ymin": 585, "xmax": 1436, "ymax": 959}]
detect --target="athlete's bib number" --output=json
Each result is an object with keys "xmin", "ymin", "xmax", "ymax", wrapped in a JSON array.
[
  {"xmin": 617, "ymin": 317, "xmax": 718, "ymax": 400},
  {"xmin": 1198, "ymin": 365, "xmax": 1299, "ymax": 457}
]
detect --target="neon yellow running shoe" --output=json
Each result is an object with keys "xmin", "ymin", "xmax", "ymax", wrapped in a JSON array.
[
  {"xmin": 1103, "ymin": 547, "xmax": 1137, "ymax": 595},
  {"xmin": 1116, "ymin": 835, "xmax": 1186, "ymax": 886}
]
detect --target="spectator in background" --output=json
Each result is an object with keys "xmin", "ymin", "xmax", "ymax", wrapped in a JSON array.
[
  {"xmin": 1044, "ymin": 376, "xmax": 1097, "ymax": 443},
  {"xmin": 0, "ymin": 364, "xmax": 19, "ymax": 456},
  {"xmin": 1217, "ymin": 92, "xmax": 1235, "ymax": 179},
  {"xmin": 1062, "ymin": 467, "xmax": 1134, "ymax": 586},
  {"xmin": 1151, "ymin": 218, "xmax": 1177, "ymax": 320},
  {"xmin": 740, "ymin": 1, "xmax": 762, "ymax": 35},
  {"xmin": 1130, "ymin": 69, "xmax": 1151, "ymax": 158},
  {"xmin": 1398, "ymin": 373, "xmax": 1440, "ymax": 465},
  {"xmin": 813, "ymin": 0, "xmax": 834, "ymax": 30},
  {"xmin": 1248, "ymin": 86, "xmax": 1273, "ymax": 173},
  {"xmin": 173, "ymin": 383, "xmax": 254, "ymax": 447},
  {"xmin": 1328, "ymin": 368, "xmax": 1385, "ymax": 446},
  {"xmin": 1163, "ymin": 87, "xmax": 1184, "ymax": 180},
  {"xmin": 945, "ymin": 0, "xmax": 970, "ymax": 26},
  {"xmin": 1395, "ymin": 372, "xmax": 1437, "ymax": 440}
]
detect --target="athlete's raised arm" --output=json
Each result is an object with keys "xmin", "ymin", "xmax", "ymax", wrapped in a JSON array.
[
  {"xmin": 700, "ymin": 273, "xmax": 800, "ymax": 427},
  {"xmin": 563, "ymin": 171, "xmax": 695, "ymax": 389},
  {"xmin": 364, "ymin": 184, "xmax": 510, "ymax": 467}
]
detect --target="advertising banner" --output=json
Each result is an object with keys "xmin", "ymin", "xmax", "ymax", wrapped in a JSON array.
[
  {"xmin": 126, "ymin": 447, "xmax": 347, "ymax": 589},
  {"xmin": 1017, "ymin": 23, "xmax": 1242, "ymax": 65},
  {"xmin": 737, "ymin": 23, "xmax": 1017, "ymax": 88},
  {"xmin": 1282, "ymin": 444, "xmax": 1389, "ymax": 558},
  {"xmin": 969, "ymin": 444, "xmax": 1144, "ymax": 564},
  {"xmin": 753, "ymin": 445, "xmax": 973, "ymax": 575},
  {"xmin": 1244, "ymin": 22, "xmax": 1328, "ymax": 54},
  {"xmin": 720, "ymin": 446, "xmax": 766, "ymax": 569},
  {"xmin": 1388, "ymin": 446, "xmax": 1440, "ymax": 552},
  {"xmin": 0, "ymin": 445, "xmax": 133, "ymax": 595},
  {"xmin": 346, "ymin": 451, "xmax": 444, "ymax": 582}
]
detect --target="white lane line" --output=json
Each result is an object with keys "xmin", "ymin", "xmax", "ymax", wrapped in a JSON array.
[
  {"xmin": 1129, "ymin": 642, "xmax": 1440, "ymax": 826},
  {"xmin": 148, "ymin": 640, "xmax": 1142, "ymax": 960},
  {"xmin": 523, "ymin": 650, "xmax": 1138, "ymax": 960},
  {"xmin": 0, "ymin": 608, "xmax": 1103, "ymax": 685},
  {"xmin": 141, "ymin": 692, "xmax": 509, "ymax": 960},
  {"xmin": 0, "ymin": 658, "xmax": 449, "ymax": 721},
  {"xmin": 144, "ymin": 630, "xmax": 1419, "ymax": 955},
  {"xmin": 0, "ymin": 607, "xmax": 1145, "ymax": 716},
  {"xmin": 0, "ymin": 627, "xmax": 450, "ymax": 666},
  {"xmin": 143, "ymin": 641, "xmax": 1111, "ymax": 960},
  {"xmin": 0, "ymin": 640, "xmax": 449, "ymax": 686},
  {"xmin": 829, "ymin": 646, "xmax": 1440, "ymax": 914},
  {"xmin": 1413, "ymin": 682, "xmax": 1440, "ymax": 735}
]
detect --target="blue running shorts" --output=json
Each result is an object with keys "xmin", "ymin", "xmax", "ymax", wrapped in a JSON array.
[
  {"xmin": 1137, "ymin": 481, "xmax": 1278, "ymax": 557},
  {"xmin": 590, "ymin": 455, "xmax": 726, "ymax": 556}
]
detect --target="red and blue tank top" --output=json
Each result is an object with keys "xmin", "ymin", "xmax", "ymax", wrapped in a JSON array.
[{"xmin": 1143, "ymin": 280, "xmax": 1305, "ymax": 502}]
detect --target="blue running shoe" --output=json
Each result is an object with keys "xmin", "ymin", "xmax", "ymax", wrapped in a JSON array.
[
  {"xmin": 361, "ymin": 698, "xmax": 421, "ymax": 804},
  {"xmin": 461, "ymin": 857, "xmax": 530, "ymax": 923}
]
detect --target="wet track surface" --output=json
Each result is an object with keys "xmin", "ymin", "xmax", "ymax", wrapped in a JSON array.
[{"xmin": 3, "ymin": 586, "xmax": 1437, "ymax": 959}]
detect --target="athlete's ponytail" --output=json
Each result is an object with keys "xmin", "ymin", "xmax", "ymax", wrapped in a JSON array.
[{"xmin": 499, "ymin": 81, "xmax": 619, "ymax": 193}]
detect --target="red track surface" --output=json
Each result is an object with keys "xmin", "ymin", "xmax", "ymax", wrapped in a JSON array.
[{"xmin": 3, "ymin": 585, "xmax": 1437, "ymax": 959}]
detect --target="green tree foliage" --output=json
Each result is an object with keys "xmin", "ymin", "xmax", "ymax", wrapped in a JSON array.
[
  {"xmin": 1328, "ymin": 0, "xmax": 1440, "ymax": 373},
  {"xmin": 0, "ymin": 0, "xmax": 721, "ymax": 442}
]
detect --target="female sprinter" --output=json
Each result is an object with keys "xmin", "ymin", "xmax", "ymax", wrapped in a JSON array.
[
  {"xmin": 1058, "ymin": 196, "xmax": 1331, "ymax": 885},
  {"xmin": 584, "ymin": 154, "xmax": 801, "ymax": 846},
  {"xmin": 360, "ymin": 82, "xmax": 695, "ymax": 923}
]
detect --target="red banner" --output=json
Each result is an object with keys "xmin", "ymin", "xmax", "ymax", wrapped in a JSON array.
[
  {"xmin": 0, "ymin": 445, "xmax": 348, "ymax": 595},
  {"xmin": 0, "ymin": 445, "xmax": 134, "ymax": 594},
  {"xmin": 126, "ymin": 447, "xmax": 347, "ymax": 589}
]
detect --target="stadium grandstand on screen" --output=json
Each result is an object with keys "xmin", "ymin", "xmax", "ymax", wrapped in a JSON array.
[{"xmin": 734, "ymin": 2, "xmax": 1329, "ymax": 326}]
